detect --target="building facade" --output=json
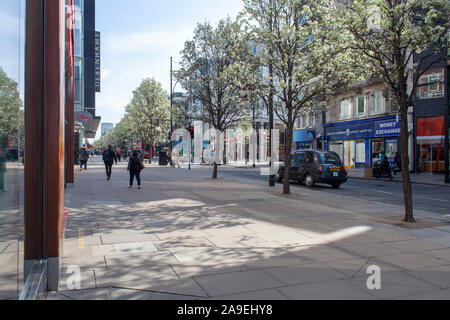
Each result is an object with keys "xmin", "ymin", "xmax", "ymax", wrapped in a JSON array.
[
  {"xmin": 413, "ymin": 48, "xmax": 449, "ymax": 174},
  {"xmin": 323, "ymin": 79, "xmax": 401, "ymax": 169},
  {"xmin": 101, "ymin": 123, "xmax": 114, "ymax": 137},
  {"xmin": 73, "ymin": 0, "xmax": 101, "ymax": 144}
]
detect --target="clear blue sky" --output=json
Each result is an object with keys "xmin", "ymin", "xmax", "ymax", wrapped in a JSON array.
[
  {"xmin": 0, "ymin": 0, "xmax": 24, "ymax": 96},
  {"xmin": 95, "ymin": 0, "xmax": 245, "ymax": 141}
]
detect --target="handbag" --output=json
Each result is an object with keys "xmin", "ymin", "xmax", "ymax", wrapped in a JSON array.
[{"xmin": 140, "ymin": 160, "xmax": 145, "ymax": 170}]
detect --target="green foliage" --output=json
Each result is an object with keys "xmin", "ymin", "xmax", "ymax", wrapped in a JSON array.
[
  {"xmin": 0, "ymin": 67, "xmax": 23, "ymax": 138},
  {"xmin": 176, "ymin": 18, "xmax": 251, "ymax": 132},
  {"xmin": 125, "ymin": 78, "xmax": 171, "ymax": 146},
  {"xmin": 239, "ymin": 0, "xmax": 360, "ymax": 126},
  {"xmin": 337, "ymin": 0, "xmax": 449, "ymax": 109}
]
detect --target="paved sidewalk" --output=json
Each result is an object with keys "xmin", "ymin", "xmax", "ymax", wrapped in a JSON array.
[
  {"xmin": 48, "ymin": 163, "xmax": 450, "ymax": 300},
  {"xmin": 347, "ymin": 168, "xmax": 450, "ymax": 188}
]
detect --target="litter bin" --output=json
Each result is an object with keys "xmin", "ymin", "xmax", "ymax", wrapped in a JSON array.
[{"xmin": 159, "ymin": 151, "xmax": 169, "ymax": 166}]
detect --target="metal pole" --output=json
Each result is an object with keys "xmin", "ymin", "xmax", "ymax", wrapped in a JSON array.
[
  {"xmin": 170, "ymin": 57, "xmax": 174, "ymax": 167},
  {"xmin": 253, "ymin": 104, "xmax": 256, "ymax": 168},
  {"xmin": 268, "ymin": 0, "xmax": 275, "ymax": 187},
  {"xmin": 445, "ymin": 64, "xmax": 449, "ymax": 183}
]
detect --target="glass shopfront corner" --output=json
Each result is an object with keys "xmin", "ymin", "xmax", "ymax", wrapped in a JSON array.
[{"xmin": 0, "ymin": 0, "xmax": 26, "ymax": 300}]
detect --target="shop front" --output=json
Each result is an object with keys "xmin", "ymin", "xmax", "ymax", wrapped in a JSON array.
[
  {"xmin": 324, "ymin": 116, "xmax": 401, "ymax": 169},
  {"xmin": 293, "ymin": 129, "xmax": 315, "ymax": 150},
  {"xmin": 417, "ymin": 116, "xmax": 446, "ymax": 173}
]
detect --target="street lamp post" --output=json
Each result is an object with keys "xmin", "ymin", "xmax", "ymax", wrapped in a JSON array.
[
  {"xmin": 445, "ymin": 64, "xmax": 449, "ymax": 184},
  {"xmin": 170, "ymin": 57, "xmax": 174, "ymax": 167}
]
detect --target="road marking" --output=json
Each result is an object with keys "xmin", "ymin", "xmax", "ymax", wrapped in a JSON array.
[
  {"xmin": 414, "ymin": 196, "xmax": 449, "ymax": 202},
  {"xmin": 78, "ymin": 228, "xmax": 85, "ymax": 249},
  {"xmin": 372, "ymin": 190, "xmax": 396, "ymax": 195}
]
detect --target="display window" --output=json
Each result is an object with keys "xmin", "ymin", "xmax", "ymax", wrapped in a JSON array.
[
  {"xmin": 0, "ymin": 0, "xmax": 25, "ymax": 300},
  {"xmin": 419, "ymin": 144, "xmax": 445, "ymax": 172},
  {"xmin": 355, "ymin": 140, "xmax": 366, "ymax": 164}
]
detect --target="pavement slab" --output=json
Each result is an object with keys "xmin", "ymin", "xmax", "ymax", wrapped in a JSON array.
[
  {"xmin": 100, "ymin": 233, "xmax": 159, "ymax": 245},
  {"xmin": 286, "ymin": 245, "xmax": 362, "ymax": 263},
  {"xmin": 194, "ymin": 269, "xmax": 284, "ymax": 297},
  {"xmin": 405, "ymin": 264, "xmax": 450, "ymax": 289},
  {"xmin": 111, "ymin": 278, "xmax": 208, "ymax": 298},
  {"xmin": 279, "ymin": 279, "xmax": 377, "ymax": 300},
  {"xmin": 263, "ymin": 263, "xmax": 346, "ymax": 286},
  {"xmin": 105, "ymin": 251, "xmax": 177, "ymax": 268},
  {"xmin": 394, "ymin": 288, "xmax": 450, "ymax": 300},
  {"xmin": 385, "ymin": 239, "xmax": 447, "ymax": 253},
  {"xmin": 169, "ymin": 246, "xmax": 241, "ymax": 263},
  {"xmin": 113, "ymin": 242, "xmax": 159, "ymax": 255},
  {"xmin": 95, "ymin": 265, "xmax": 180, "ymax": 288},
  {"xmin": 422, "ymin": 248, "xmax": 450, "ymax": 262},
  {"xmin": 348, "ymin": 271, "xmax": 442, "ymax": 300},
  {"xmin": 109, "ymin": 288, "xmax": 199, "ymax": 300},
  {"xmin": 378, "ymin": 252, "xmax": 450, "ymax": 270},
  {"xmin": 170, "ymin": 262, "xmax": 250, "ymax": 279},
  {"xmin": 56, "ymin": 288, "xmax": 111, "ymax": 300},
  {"xmin": 210, "ymin": 288, "xmax": 288, "ymax": 300}
]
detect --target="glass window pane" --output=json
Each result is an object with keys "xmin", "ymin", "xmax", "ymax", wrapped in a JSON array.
[{"xmin": 0, "ymin": 0, "xmax": 25, "ymax": 299}]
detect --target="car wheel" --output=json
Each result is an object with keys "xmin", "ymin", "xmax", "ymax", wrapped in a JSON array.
[
  {"xmin": 305, "ymin": 174, "xmax": 315, "ymax": 188},
  {"xmin": 332, "ymin": 183, "xmax": 341, "ymax": 189}
]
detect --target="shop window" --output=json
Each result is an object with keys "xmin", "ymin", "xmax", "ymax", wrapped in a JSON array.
[
  {"xmin": 354, "ymin": 95, "xmax": 366, "ymax": 118},
  {"xmin": 329, "ymin": 141, "xmax": 344, "ymax": 163},
  {"xmin": 308, "ymin": 114, "xmax": 315, "ymax": 128},
  {"xmin": 369, "ymin": 91, "xmax": 385, "ymax": 115},
  {"xmin": 386, "ymin": 140, "xmax": 398, "ymax": 159},
  {"xmin": 338, "ymin": 99, "xmax": 352, "ymax": 120},
  {"xmin": 356, "ymin": 140, "xmax": 366, "ymax": 163}
]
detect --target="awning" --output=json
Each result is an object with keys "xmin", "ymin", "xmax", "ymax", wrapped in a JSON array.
[
  {"xmin": 417, "ymin": 116, "xmax": 445, "ymax": 144},
  {"xmin": 83, "ymin": 116, "xmax": 101, "ymax": 139}
]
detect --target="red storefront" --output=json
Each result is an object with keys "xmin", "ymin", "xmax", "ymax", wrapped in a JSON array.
[{"xmin": 417, "ymin": 116, "xmax": 445, "ymax": 172}]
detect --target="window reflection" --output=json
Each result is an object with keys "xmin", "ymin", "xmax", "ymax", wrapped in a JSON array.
[{"xmin": 0, "ymin": 0, "xmax": 25, "ymax": 300}]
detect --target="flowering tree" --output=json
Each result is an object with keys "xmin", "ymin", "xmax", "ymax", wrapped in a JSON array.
[
  {"xmin": 239, "ymin": 0, "xmax": 359, "ymax": 194},
  {"xmin": 176, "ymin": 18, "xmax": 250, "ymax": 179},
  {"xmin": 125, "ymin": 78, "xmax": 171, "ymax": 162},
  {"xmin": 337, "ymin": 0, "xmax": 449, "ymax": 223}
]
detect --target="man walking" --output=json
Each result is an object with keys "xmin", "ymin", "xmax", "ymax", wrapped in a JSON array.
[
  {"xmin": 79, "ymin": 144, "xmax": 89, "ymax": 171},
  {"xmin": 102, "ymin": 145, "xmax": 118, "ymax": 181}
]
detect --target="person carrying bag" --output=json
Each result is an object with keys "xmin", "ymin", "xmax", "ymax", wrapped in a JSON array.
[{"xmin": 128, "ymin": 150, "xmax": 143, "ymax": 189}]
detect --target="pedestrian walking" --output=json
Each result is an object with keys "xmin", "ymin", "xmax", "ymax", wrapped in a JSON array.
[
  {"xmin": 117, "ymin": 147, "xmax": 121, "ymax": 163},
  {"xmin": 79, "ymin": 144, "xmax": 89, "ymax": 171},
  {"xmin": 173, "ymin": 149, "xmax": 181, "ymax": 168},
  {"xmin": 102, "ymin": 145, "xmax": 118, "ymax": 181},
  {"xmin": 394, "ymin": 152, "xmax": 401, "ymax": 175},
  {"xmin": 128, "ymin": 150, "xmax": 144, "ymax": 189},
  {"xmin": 381, "ymin": 152, "xmax": 393, "ymax": 180},
  {"xmin": 0, "ymin": 148, "xmax": 6, "ymax": 192}
]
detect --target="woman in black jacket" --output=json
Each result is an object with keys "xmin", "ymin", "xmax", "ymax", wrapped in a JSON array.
[{"xmin": 128, "ymin": 150, "xmax": 143, "ymax": 189}]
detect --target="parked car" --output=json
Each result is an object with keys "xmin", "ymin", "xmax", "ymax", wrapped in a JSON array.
[{"xmin": 276, "ymin": 150, "xmax": 348, "ymax": 189}]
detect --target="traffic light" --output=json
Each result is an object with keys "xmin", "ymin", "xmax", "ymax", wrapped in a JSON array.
[{"xmin": 188, "ymin": 126, "xmax": 194, "ymax": 139}]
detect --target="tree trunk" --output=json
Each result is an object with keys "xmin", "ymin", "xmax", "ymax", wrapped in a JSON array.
[
  {"xmin": 213, "ymin": 162, "xmax": 218, "ymax": 179},
  {"xmin": 283, "ymin": 120, "xmax": 294, "ymax": 195},
  {"xmin": 400, "ymin": 99, "xmax": 415, "ymax": 223}
]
